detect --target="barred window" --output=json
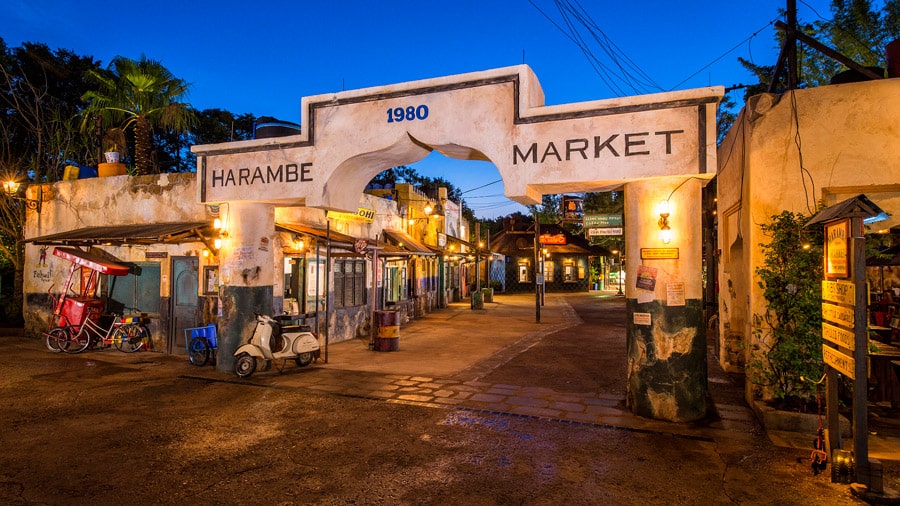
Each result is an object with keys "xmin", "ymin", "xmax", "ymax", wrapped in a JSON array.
[{"xmin": 335, "ymin": 259, "xmax": 366, "ymax": 308}]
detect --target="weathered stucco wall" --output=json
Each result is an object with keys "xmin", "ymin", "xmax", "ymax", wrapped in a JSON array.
[
  {"xmin": 716, "ymin": 78, "xmax": 900, "ymax": 379},
  {"xmin": 23, "ymin": 173, "xmax": 212, "ymax": 341}
]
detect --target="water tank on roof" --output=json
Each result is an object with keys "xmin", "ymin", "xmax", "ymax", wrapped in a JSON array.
[{"xmin": 254, "ymin": 116, "xmax": 301, "ymax": 139}]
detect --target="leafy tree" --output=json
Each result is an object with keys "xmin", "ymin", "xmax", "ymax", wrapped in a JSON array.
[
  {"xmin": 527, "ymin": 194, "xmax": 562, "ymax": 225},
  {"xmin": 738, "ymin": 0, "xmax": 900, "ymax": 97},
  {"xmin": 0, "ymin": 39, "xmax": 101, "ymax": 323},
  {"xmin": 748, "ymin": 211, "xmax": 824, "ymax": 403},
  {"xmin": 81, "ymin": 55, "xmax": 196, "ymax": 175}
]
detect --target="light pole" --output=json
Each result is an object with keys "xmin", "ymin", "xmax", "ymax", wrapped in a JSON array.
[{"xmin": 612, "ymin": 249, "xmax": 623, "ymax": 296}]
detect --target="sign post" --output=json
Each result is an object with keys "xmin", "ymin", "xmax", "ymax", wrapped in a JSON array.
[{"xmin": 808, "ymin": 195, "xmax": 889, "ymax": 494}]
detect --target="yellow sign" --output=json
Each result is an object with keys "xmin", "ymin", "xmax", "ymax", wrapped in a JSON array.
[
  {"xmin": 822, "ymin": 322, "xmax": 855, "ymax": 351},
  {"xmin": 824, "ymin": 219, "xmax": 849, "ymax": 278},
  {"xmin": 822, "ymin": 280, "xmax": 855, "ymax": 305},
  {"xmin": 327, "ymin": 208, "xmax": 376, "ymax": 223},
  {"xmin": 822, "ymin": 303, "xmax": 854, "ymax": 327},
  {"xmin": 640, "ymin": 248, "xmax": 679, "ymax": 260},
  {"xmin": 822, "ymin": 345, "xmax": 855, "ymax": 379}
]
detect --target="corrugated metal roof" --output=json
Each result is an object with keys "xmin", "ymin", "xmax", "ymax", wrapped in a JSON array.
[
  {"xmin": 382, "ymin": 229, "xmax": 436, "ymax": 255},
  {"xmin": 276, "ymin": 222, "xmax": 360, "ymax": 250},
  {"xmin": 26, "ymin": 222, "xmax": 212, "ymax": 246}
]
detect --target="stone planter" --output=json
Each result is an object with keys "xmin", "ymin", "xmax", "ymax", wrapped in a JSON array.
[{"xmin": 752, "ymin": 400, "xmax": 851, "ymax": 437}]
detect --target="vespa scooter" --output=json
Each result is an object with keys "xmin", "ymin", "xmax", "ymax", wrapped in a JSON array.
[{"xmin": 234, "ymin": 314, "xmax": 320, "ymax": 378}]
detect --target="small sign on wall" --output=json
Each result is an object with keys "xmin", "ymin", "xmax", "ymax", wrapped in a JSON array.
[
  {"xmin": 666, "ymin": 282, "xmax": 686, "ymax": 306},
  {"xmin": 635, "ymin": 265, "xmax": 657, "ymax": 291},
  {"xmin": 633, "ymin": 312, "xmax": 651, "ymax": 325}
]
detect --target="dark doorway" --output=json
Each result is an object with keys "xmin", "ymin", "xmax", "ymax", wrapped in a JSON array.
[{"xmin": 169, "ymin": 256, "xmax": 199, "ymax": 354}]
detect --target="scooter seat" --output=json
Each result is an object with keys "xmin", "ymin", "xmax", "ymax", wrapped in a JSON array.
[{"xmin": 280, "ymin": 325, "xmax": 311, "ymax": 333}]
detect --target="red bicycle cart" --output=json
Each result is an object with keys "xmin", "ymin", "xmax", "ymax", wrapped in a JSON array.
[{"xmin": 48, "ymin": 247, "xmax": 131, "ymax": 332}]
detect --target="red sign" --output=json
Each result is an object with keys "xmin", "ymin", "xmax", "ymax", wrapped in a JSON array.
[
  {"xmin": 354, "ymin": 239, "xmax": 368, "ymax": 254},
  {"xmin": 539, "ymin": 233, "xmax": 566, "ymax": 245}
]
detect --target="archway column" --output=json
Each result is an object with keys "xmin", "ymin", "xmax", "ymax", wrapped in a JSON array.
[
  {"xmin": 215, "ymin": 202, "xmax": 276, "ymax": 373},
  {"xmin": 624, "ymin": 176, "xmax": 707, "ymax": 422}
]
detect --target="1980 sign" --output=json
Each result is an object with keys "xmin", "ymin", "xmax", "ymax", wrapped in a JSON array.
[{"xmin": 386, "ymin": 105, "xmax": 429, "ymax": 123}]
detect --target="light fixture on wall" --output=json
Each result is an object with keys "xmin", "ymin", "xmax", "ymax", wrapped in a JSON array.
[
  {"xmin": 3, "ymin": 180, "xmax": 51, "ymax": 213},
  {"xmin": 658, "ymin": 200, "xmax": 672, "ymax": 244},
  {"xmin": 212, "ymin": 215, "xmax": 229, "ymax": 250}
]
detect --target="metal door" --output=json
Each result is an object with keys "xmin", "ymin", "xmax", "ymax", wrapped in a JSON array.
[{"xmin": 169, "ymin": 256, "xmax": 199, "ymax": 354}]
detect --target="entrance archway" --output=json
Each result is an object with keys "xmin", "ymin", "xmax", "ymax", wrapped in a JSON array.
[{"xmin": 193, "ymin": 65, "xmax": 723, "ymax": 422}]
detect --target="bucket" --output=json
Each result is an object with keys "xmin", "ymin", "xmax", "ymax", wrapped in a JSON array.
[{"xmin": 374, "ymin": 310, "xmax": 399, "ymax": 352}]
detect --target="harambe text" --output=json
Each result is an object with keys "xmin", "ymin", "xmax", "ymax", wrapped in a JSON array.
[{"xmin": 211, "ymin": 163, "xmax": 313, "ymax": 187}]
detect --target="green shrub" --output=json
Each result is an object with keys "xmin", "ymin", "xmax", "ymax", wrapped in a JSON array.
[{"xmin": 748, "ymin": 211, "xmax": 824, "ymax": 403}]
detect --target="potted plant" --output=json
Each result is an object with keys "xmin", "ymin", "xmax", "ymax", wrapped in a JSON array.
[
  {"xmin": 99, "ymin": 128, "xmax": 127, "ymax": 176},
  {"xmin": 102, "ymin": 128, "xmax": 127, "ymax": 165}
]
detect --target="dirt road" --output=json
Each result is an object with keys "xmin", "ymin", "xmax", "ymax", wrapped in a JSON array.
[{"xmin": 0, "ymin": 294, "xmax": 888, "ymax": 504}]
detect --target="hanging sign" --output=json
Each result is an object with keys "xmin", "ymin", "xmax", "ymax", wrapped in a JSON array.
[
  {"xmin": 824, "ymin": 219, "xmax": 849, "ymax": 279},
  {"xmin": 539, "ymin": 233, "xmax": 566, "ymax": 245},
  {"xmin": 587, "ymin": 227, "xmax": 623, "ymax": 236},
  {"xmin": 327, "ymin": 207, "xmax": 376, "ymax": 223},
  {"xmin": 584, "ymin": 214, "xmax": 623, "ymax": 227}
]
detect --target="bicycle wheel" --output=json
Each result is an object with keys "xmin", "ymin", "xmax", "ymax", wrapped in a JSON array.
[
  {"xmin": 61, "ymin": 328, "xmax": 91, "ymax": 354},
  {"xmin": 45, "ymin": 327, "xmax": 68, "ymax": 353},
  {"xmin": 114, "ymin": 325, "xmax": 145, "ymax": 353},
  {"xmin": 188, "ymin": 337, "xmax": 209, "ymax": 366}
]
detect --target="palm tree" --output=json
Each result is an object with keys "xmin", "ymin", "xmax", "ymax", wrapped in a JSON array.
[{"xmin": 81, "ymin": 55, "xmax": 195, "ymax": 175}]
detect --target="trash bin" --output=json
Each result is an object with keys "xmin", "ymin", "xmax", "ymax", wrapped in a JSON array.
[
  {"xmin": 481, "ymin": 287, "xmax": 494, "ymax": 303},
  {"xmin": 373, "ymin": 310, "xmax": 399, "ymax": 352},
  {"xmin": 471, "ymin": 290, "xmax": 484, "ymax": 310}
]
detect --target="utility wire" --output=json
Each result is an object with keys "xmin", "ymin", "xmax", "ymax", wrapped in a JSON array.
[{"xmin": 669, "ymin": 19, "xmax": 776, "ymax": 91}]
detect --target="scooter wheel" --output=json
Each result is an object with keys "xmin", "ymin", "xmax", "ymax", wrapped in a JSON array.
[
  {"xmin": 234, "ymin": 353, "xmax": 257, "ymax": 378},
  {"xmin": 296, "ymin": 352, "xmax": 314, "ymax": 367}
]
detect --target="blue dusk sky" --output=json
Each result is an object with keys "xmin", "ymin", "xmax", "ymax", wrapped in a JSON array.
[{"xmin": 2, "ymin": 0, "xmax": 835, "ymax": 218}]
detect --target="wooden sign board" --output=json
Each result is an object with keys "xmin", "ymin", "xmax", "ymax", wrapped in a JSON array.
[
  {"xmin": 822, "ymin": 279, "xmax": 855, "ymax": 305},
  {"xmin": 822, "ymin": 302, "xmax": 854, "ymax": 327},
  {"xmin": 822, "ymin": 322, "xmax": 855, "ymax": 351},
  {"xmin": 823, "ymin": 345, "xmax": 855, "ymax": 379}
]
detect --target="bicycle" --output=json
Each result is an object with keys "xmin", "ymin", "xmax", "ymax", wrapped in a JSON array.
[{"xmin": 49, "ymin": 307, "xmax": 149, "ymax": 354}]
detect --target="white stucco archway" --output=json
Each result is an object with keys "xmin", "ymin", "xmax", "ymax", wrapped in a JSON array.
[{"xmin": 193, "ymin": 65, "xmax": 723, "ymax": 421}]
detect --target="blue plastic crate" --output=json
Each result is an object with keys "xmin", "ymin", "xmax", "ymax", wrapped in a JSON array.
[{"xmin": 184, "ymin": 323, "xmax": 217, "ymax": 350}]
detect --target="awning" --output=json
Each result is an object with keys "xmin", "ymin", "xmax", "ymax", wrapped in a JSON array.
[
  {"xmin": 26, "ymin": 222, "xmax": 212, "ymax": 246},
  {"xmin": 382, "ymin": 229, "xmax": 436, "ymax": 255},
  {"xmin": 276, "ymin": 222, "xmax": 361, "ymax": 251},
  {"xmin": 53, "ymin": 247, "xmax": 131, "ymax": 275}
]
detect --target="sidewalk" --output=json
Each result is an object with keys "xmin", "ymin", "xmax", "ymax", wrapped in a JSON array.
[{"xmin": 208, "ymin": 292, "xmax": 761, "ymax": 444}]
